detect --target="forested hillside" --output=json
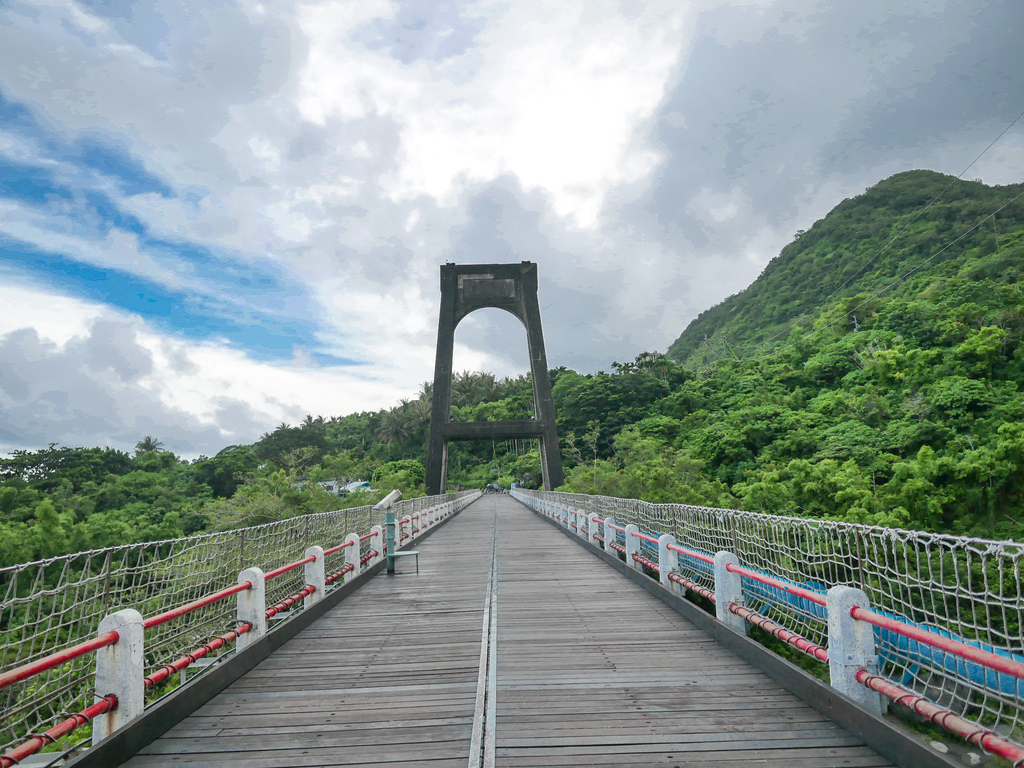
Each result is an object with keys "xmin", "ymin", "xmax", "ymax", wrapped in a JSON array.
[
  {"xmin": 3, "ymin": 169, "xmax": 1023, "ymax": 568},
  {"xmin": 667, "ymin": 170, "xmax": 1024, "ymax": 365}
]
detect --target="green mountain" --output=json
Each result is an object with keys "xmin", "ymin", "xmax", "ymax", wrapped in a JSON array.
[{"xmin": 667, "ymin": 170, "xmax": 1024, "ymax": 365}]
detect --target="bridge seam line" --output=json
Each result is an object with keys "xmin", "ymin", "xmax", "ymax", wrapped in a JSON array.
[{"xmin": 469, "ymin": 506, "xmax": 498, "ymax": 768}]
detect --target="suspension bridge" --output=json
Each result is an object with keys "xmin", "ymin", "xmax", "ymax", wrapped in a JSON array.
[{"xmin": 2, "ymin": 491, "xmax": 1023, "ymax": 767}]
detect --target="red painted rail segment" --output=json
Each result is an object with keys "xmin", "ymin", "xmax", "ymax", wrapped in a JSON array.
[
  {"xmin": 266, "ymin": 584, "xmax": 316, "ymax": 620},
  {"xmin": 729, "ymin": 604, "xmax": 830, "ymax": 664},
  {"xmin": 850, "ymin": 606, "xmax": 1024, "ymax": 682},
  {"xmin": 631, "ymin": 530, "xmax": 660, "ymax": 545},
  {"xmin": 0, "ymin": 630, "xmax": 120, "ymax": 692},
  {"xmin": 0, "ymin": 694, "xmax": 118, "ymax": 768},
  {"xmin": 264, "ymin": 553, "xmax": 318, "ymax": 581},
  {"xmin": 324, "ymin": 540, "xmax": 355, "ymax": 556},
  {"xmin": 325, "ymin": 564, "xmax": 355, "ymax": 585},
  {"xmin": 667, "ymin": 572, "xmax": 716, "ymax": 603},
  {"xmin": 857, "ymin": 670, "xmax": 1024, "ymax": 767},
  {"xmin": 143, "ymin": 623, "xmax": 253, "ymax": 688},
  {"xmin": 632, "ymin": 553, "xmax": 659, "ymax": 571},
  {"xmin": 726, "ymin": 562, "xmax": 827, "ymax": 607},
  {"xmin": 143, "ymin": 581, "xmax": 252, "ymax": 630},
  {"xmin": 359, "ymin": 532, "xmax": 375, "ymax": 542},
  {"xmin": 667, "ymin": 542, "xmax": 715, "ymax": 564}
]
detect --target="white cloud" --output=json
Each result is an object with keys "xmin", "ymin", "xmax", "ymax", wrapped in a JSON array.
[
  {"xmin": 298, "ymin": 0, "xmax": 688, "ymax": 227},
  {"xmin": 0, "ymin": 283, "xmax": 410, "ymax": 457}
]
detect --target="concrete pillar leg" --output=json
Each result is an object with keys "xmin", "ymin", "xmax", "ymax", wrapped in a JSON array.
[
  {"xmin": 603, "ymin": 518, "xmax": 616, "ymax": 554},
  {"xmin": 624, "ymin": 524, "xmax": 641, "ymax": 570},
  {"xmin": 658, "ymin": 534, "xmax": 678, "ymax": 590},
  {"xmin": 587, "ymin": 514, "xmax": 598, "ymax": 545},
  {"xmin": 370, "ymin": 525, "xmax": 384, "ymax": 565},
  {"xmin": 93, "ymin": 609, "xmax": 145, "ymax": 743},
  {"xmin": 304, "ymin": 546, "xmax": 325, "ymax": 609},
  {"xmin": 714, "ymin": 552, "xmax": 749, "ymax": 635},
  {"xmin": 827, "ymin": 585, "xmax": 885, "ymax": 715},
  {"xmin": 236, "ymin": 567, "xmax": 267, "ymax": 652},
  {"xmin": 344, "ymin": 533, "xmax": 361, "ymax": 582}
]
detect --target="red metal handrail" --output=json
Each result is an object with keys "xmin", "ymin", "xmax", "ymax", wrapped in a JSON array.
[
  {"xmin": 631, "ymin": 530, "xmax": 660, "ymax": 545},
  {"xmin": 0, "ymin": 694, "xmax": 118, "ymax": 768},
  {"xmin": 850, "ymin": 606, "xmax": 1024, "ymax": 681},
  {"xmin": 730, "ymin": 603, "xmax": 829, "ymax": 663},
  {"xmin": 143, "ymin": 581, "xmax": 252, "ymax": 630},
  {"xmin": 143, "ymin": 623, "xmax": 253, "ymax": 688},
  {"xmin": 324, "ymin": 540, "xmax": 354, "ymax": 556},
  {"xmin": 264, "ymin": 553, "xmax": 318, "ymax": 581},
  {"xmin": 666, "ymin": 542, "xmax": 714, "ymax": 565},
  {"xmin": 359, "ymin": 532, "xmax": 375, "ymax": 542},
  {"xmin": 325, "ymin": 564, "xmax": 354, "ymax": 585},
  {"xmin": 856, "ymin": 670, "xmax": 1024, "ymax": 766},
  {"xmin": 266, "ymin": 585, "xmax": 316, "ymax": 619},
  {"xmin": 0, "ymin": 631, "xmax": 120, "ymax": 692},
  {"xmin": 726, "ymin": 562, "xmax": 827, "ymax": 607},
  {"xmin": 667, "ymin": 572, "xmax": 716, "ymax": 603},
  {"xmin": 606, "ymin": 522, "xmax": 626, "ymax": 532}
]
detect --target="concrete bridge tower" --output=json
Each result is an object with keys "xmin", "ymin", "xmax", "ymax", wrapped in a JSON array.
[{"xmin": 425, "ymin": 261, "xmax": 564, "ymax": 495}]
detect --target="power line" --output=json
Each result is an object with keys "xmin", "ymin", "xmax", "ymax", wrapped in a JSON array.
[
  {"xmin": 729, "ymin": 107, "xmax": 1024, "ymax": 351},
  {"xmin": 771, "ymin": 186, "xmax": 1024, "ymax": 353}
]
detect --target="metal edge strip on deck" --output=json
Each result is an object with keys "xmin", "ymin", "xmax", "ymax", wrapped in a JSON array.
[
  {"xmin": 64, "ymin": 508, "xmax": 466, "ymax": 768},
  {"xmin": 468, "ymin": 507, "xmax": 498, "ymax": 768},
  {"xmin": 523, "ymin": 502, "xmax": 961, "ymax": 768}
]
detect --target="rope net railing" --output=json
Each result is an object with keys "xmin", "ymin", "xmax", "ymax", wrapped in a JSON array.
[
  {"xmin": 0, "ymin": 493, "xmax": 465, "ymax": 757},
  {"xmin": 517, "ymin": 489, "xmax": 1024, "ymax": 750}
]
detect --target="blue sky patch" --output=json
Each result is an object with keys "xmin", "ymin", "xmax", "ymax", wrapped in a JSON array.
[{"xmin": 0, "ymin": 239, "xmax": 362, "ymax": 367}]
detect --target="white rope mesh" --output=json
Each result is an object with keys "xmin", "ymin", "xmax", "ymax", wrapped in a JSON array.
[
  {"xmin": 518, "ymin": 489, "xmax": 1024, "ymax": 747},
  {"xmin": 0, "ymin": 492, "xmax": 473, "ymax": 755}
]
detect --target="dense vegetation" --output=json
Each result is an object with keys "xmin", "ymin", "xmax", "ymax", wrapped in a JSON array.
[{"xmin": 2, "ymin": 169, "xmax": 1023, "ymax": 569}]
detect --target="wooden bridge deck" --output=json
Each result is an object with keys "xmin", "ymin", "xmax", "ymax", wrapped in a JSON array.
[{"xmin": 121, "ymin": 496, "xmax": 893, "ymax": 767}]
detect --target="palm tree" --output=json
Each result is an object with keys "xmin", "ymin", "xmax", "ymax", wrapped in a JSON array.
[{"xmin": 135, "ymin": 436, "xmax": 164, "ymax": 454}]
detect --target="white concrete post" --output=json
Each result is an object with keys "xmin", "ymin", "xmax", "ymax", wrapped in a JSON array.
[
  {"xmin": 587, "ymin": 515, "xmax": 598, "ymax": 545},
  {"xmin": 236, "ymin": 567, "xmax": 267, "ymax": 652},
  {"xmin": 344, "ymin": 533, "xmax": 361, "ymax": 582},
  {"xmin": 658, "ymin": 534, "xmax": 678, "ymax": 590},
  {"xmin": 714, "ymin": 552, "xmax": 748, "ymax": 635},
  {"xmin": 93, "ymin": 608, "xmax": 145, "ymax": 743},
  {"xmin": 603, "ymin": 517, "xmax": 616, "ymax": 554},
  {"xmin": 827, "ymin": 585, "xmax": 885, "ymax": 715},
  {"xmin": 576, "ymin": 510, "xmax": 587, "ymax": 539},
  {"xmin": 370, "ymin": 525, "xmax": 384, "ymax": 565},
  {"xmin": 304, "ymin": 546, "xmax": 325, "ymax": 609},
  {"xmin": 624, "ymin": 524, "xmax": 641, "ymax": 570}
]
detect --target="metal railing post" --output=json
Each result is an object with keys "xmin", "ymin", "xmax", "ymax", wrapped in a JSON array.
[
  {"xmin": 658, "ymin": 534, "xmax": 678, "ymax": 590},
  {"xmin": 713, "ymin": 552, "xmax": 748, "ymax": 635},
  {"xmin": 603, "ymin": 517, "xmax": 616, "ymax": 554},
  {"xmin": 304, "ymin": 546, "xmax": 325, "ymax": 609},
  {"xmin": 236, "ymin": 567, "xmax": 267, "ymax": 652},
  {"xmin": 827, "ymin": 585, "xmax": 884, "ymax": 715},
  {"xmin": 624, "ymin": 524, "xmax": 640, "ymax": 570},
  {"xmin": 93, "ymin": 609, "xmax": 144, "ymax": 743},
  {"xmin": 344, "ymin": 533, "xmax": 361, "ymax": 582}
]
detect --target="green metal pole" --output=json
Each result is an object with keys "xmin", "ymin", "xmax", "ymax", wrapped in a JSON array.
[{"xmin": 386, "ymin": 509, "xmax": 396, "ymax": 575}]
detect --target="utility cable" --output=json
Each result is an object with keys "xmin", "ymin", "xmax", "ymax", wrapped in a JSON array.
[{"xmin": 728, "ymin": 107, "xmax": 1024, "ymax": 352}]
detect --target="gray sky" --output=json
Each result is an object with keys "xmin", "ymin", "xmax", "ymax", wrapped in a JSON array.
[{"xmin": 0, "ymin": 0, "xmax": 1022, "ymax": 457}]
